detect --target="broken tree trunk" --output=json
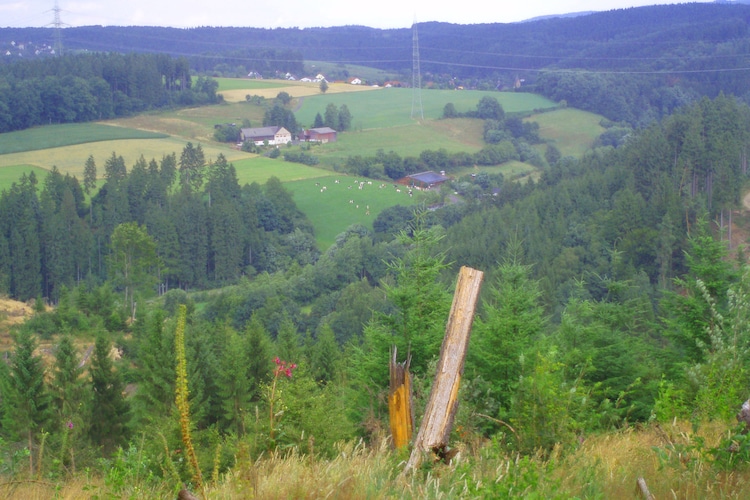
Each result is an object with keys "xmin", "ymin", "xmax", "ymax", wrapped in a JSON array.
[
  {"xmin": 404, "ymin": 266, "xmax": 484, "ymax": 473},
  {"xmin": 389, "ymin": 347, "xmax": 413, "ymax": 449}
]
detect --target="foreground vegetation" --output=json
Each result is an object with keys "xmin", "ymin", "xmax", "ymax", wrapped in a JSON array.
[{"xmin": 2, "ymin": 420, "xmax": 749, "ymax": 499}]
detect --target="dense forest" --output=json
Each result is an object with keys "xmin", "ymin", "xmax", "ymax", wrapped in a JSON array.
[{"xmin": 0, "ymin": 52, "xmax": 221, "ymax": 132}]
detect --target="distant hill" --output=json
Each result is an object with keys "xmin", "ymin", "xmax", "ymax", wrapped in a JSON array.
[
  {"xmin": 2, "ymin": 3, "xmax": 750, "ymax": 79},
  {"xmin": 3, "ymin": 3, "xmax": 750, "ymax": 125}
]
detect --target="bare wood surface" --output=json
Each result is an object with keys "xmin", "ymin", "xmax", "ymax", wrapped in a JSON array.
[
  {"xmin": 636, "ymin": 477, "xmax": 655, "ymax": 500},
  {"xmin": 404, "ymin": 266, "xmax": 484, "ymax": 473},
  {"xmin": 389, "ymin": 347, "xmax": 413, "ymax": 449}
]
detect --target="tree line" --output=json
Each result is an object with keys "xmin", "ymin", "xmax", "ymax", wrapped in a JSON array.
[
  {"xmin": 0, "ymin": 52, "xmax": 221, "ymax": 133},
  {"xmin": 0, "ymin": 143, "xmax": 317, "ymax": 303}
]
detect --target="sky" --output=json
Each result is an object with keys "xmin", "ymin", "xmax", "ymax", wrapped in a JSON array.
[{"xmin": 0, "ymin": 1, "xmax": 716, "ymax": 30}]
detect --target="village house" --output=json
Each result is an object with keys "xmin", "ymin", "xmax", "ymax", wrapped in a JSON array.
[
  {"xmin": 240, "ymin": 126, "xmax": 292, "ymax": 146},
  {"xmin": 302, "ymin": 127, "xmax": 337, "ymax": 143}
]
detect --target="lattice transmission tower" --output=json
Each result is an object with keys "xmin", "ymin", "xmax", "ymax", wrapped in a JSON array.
[
  {"xmin": 411, "ymin": 20, "xmax": 424, "ymax": 121},
  {"xmin": 51, "ymin": 0, "xmax": 65, "ymax": 56}
]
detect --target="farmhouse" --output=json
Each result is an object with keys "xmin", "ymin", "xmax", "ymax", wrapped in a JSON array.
[
  {"xmin": 399, "ymin": 171, "xmax": 450, "ymax": 189},
  {"xmin": 240, "ymin": 126, "xmax": 292, "ymax": 146},
  {"xmin": 303, "ymin": 127, "xmax": 337, "ymax": 143}
]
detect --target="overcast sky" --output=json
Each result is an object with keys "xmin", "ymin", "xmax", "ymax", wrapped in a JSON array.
[{"xmin": 1, "ymin": 1, "xmax": 715, "ymax": 30}]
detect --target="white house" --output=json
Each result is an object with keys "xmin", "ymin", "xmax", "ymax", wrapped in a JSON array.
[{"xmin": 240, "ymin": 126, "xmax": 292, "ymax": 146}]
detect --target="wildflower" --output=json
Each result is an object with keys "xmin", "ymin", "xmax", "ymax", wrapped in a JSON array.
[{"xmin": 67, "ymin": 421, "xmax": 74, "ymax": 430}]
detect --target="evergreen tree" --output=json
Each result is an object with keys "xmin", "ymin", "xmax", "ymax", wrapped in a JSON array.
[
  {"xmin": 88, "ymin": 333, "xmax": 130, "ymax": 454},
  {"xmin": 245, "ymin": 313, "xmax": 273, "ymax": 398},
  {"xmin": 311, "ymin": 322, "xmax": 340, "ymax": 384},
  {"xmin": 324, "ymin": 103, "xmax": 338, "ymax": 129},
  {"xmin": 469, "ymin": 240, "xmax": 547, "ymax": 411},
  {"xmin": 132, "ymin": 310, "xmax": 175, "ymax": 424},
  {"xmin": 52, "ymin": 332, "xmax": 85, "ymax": 422},
  {"xmin": 217, "ymin": 326, "xmax": 253, "ymax": 436},
  {"xmin": 337, "ymin": 104, "xmax": 352, "ymax": 131},
  {"xmin": 51, "ymin": 332, "xmax": 86, "ymax": 469},
  {"xmin": 1, "ymin": 328, "xmax": 52, "ymax": 475},
  {"xmin": 313, "ymin": 112, "xmax": 324, "ymax": 128}
]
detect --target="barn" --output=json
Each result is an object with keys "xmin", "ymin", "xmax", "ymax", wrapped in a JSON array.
[
  {"xmin": 303, "ymin": 127, "xmax": 337, "ymax": 143},
  {"xmin": 399, "ymin": 171, "xmax": 450, "ymax": 189}
]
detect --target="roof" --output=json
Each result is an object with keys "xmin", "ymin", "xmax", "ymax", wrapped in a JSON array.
[
  {"xmin": 407, "ymin": 171, "xmax": 449, "ymax": 185},
  {"xmin": 308, "ymin": 127, "xmax": 337, "ymax": 134},
  {"xmin": 240, "ymin": 126, "xmax": 288, "ymax": 138}
]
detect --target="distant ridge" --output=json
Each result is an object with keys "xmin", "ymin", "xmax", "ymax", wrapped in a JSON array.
[{"xmin": 520, "ymin": 11, "xmax": 596, "ymax": 23}]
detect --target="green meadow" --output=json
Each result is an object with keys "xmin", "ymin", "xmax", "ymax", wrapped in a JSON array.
[
  {"xmin": 295, "ymin": 88, "xmax": 558, "ymax": 130},
  {"xmin": 286, "ymin": 175, "xmax": 423, "ymax": 248},
  {"xmin": 0, "ymin": 123, "xmax": 168, "ymax": 155},
  {"xmin": 0, "ymin": 136, "xmax": 252, "ymax": 180},
  {"xmin": 531, "ymin": 108, "xmax": 606, "ymax": 157},
  {"xmin": 215, "ymin": 78, "xmax": 289, "ymax": 91}
]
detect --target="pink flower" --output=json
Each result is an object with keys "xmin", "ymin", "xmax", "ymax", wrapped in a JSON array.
[{"xmin": 67, "ymin": 421, "xmax": 74, "ymax": 430}]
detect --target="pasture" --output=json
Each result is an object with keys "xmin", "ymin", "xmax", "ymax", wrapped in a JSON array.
[
  {"xmin": 231, "ymin": 156, "xmax": 333, "ymax": 185},
  {"xmin": 307, "ymin": 118, "xmax": 486, "ymax": 164},
  {"xmin": 296, "ymin": 88, "xmax": 558, "ymax": 130},
  {"xmin": 0, "ymin": 123, "xmax": 168, "ymax": 155},
  {"xmin": 531, "ymin": 108, "xmax": 606, "ymax": 157},
  {"xmin": 217, "ymin": 78, "xmax": 375, "ymax": 102},
  {"xmin": 286, "ymin": 175, "xmax": 423, "ymax": 248},
  {"xmin": 0, "ymin": 137, "xmax": 252, "ymax": 180}
]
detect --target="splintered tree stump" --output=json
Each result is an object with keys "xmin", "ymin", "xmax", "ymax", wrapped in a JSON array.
[
  {"xmin": 404, "ymin": 266, "xmax": 484, "ymax": 473},
  {"xmin": 389, "ymin": 347, "xmax": 413, "ymax": 449}
]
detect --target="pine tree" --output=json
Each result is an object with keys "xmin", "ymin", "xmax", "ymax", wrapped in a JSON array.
[
  {"xmin": 217, "ymin": 326, "xmax": 252, "ymax": 436},
  {"xmin": 469, "ymin": 239, "xmax": 547, "ymax": 410},
  {"xmin": 132, "ymin": 311, "xmax": 175, "ymax": 424},
  {"xmin": 245, "ymin": 314, "xmax": 273, "ymax": 398},
  {"xmin": 52, "ymin": 332, "xmax": 85, "ymax": 422},
  {"xmin": 311, "ymin": 322, "xmax": 340, "ymax": 384},
  {"xmin": 2, "ymin": 328, "xmax": 52, "ymax": 475},
  {"xmin": 88, "ymin": 333, "xmax": 130, "ymax": 454},
  {"xmin": 51, "ymin": 332, "xmax": 86, "ymax": 470}
]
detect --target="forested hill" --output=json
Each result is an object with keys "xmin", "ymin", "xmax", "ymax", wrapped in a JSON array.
[
  {"xmin": 4, "ymin": 3, "xmax": 750, "ymax": 125},
  {"xmin": 1, "ymin": 3, "xmax": 748, "ymax": 77}
]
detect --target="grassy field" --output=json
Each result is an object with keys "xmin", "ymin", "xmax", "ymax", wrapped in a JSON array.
[
  {"xmin": 231, "ymin": 156, "xmax": 333, "ymax": 186},
  {"xmin": 295, "ymin": 88, "xmax": 558, "ymax": 130},
  {"xmin": 532, "ymin": 108, "xmax": 606, "ymax": 157},
  {"xmin": 307, "ymin": 118, "xmax": 486, "ymax": 164},
  {"xmin": 0, "ymin": 123, "xmax": 168, "ymax": 155},
  {"xmin": 0, "ymin": 137, "xmax": 253, "ymax": 179},
  {"xmin": 217, "ymin": 78, "xmax": 376, "ymax": 102},
  {"xmin": 286, "ymin": 175, "xmax": 423, "ymax": 248}
]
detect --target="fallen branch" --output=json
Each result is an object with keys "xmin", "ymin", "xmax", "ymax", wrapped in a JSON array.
[
  {"xmin": 475, "ymin": 413, "xmax": 520, "ymax": 442},
  {"xmin": 636, "ymin": 476, "xmax": 655, "ymax": 500}
]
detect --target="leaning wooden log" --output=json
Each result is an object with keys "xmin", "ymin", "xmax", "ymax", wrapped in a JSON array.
[
  {"xmin": 404, "ymin": 266, "xmax": 484, "ymax": 473},
  {"xmin": 636, "ymin": 477, "xmax": 655, "ymax": 500},
  {"xmin": 389, "ymin": 347, "xmax": 413, "ymax": 449}
]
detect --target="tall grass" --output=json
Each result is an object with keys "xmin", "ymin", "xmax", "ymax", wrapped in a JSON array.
[{"xmin": 4, "ymin": 421, "xmax": 748, "ymax": 499}]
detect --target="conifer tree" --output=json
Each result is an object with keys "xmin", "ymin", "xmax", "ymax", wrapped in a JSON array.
[
  {"xmin": 52, "ymin": 332, "xmax": 85, "ymax": 423},
  {"xmin": 311, "ymin": 322, "xmax": 340, "ymax": 384},
  {"xmin": 217, "ymin": 326, "xmax": 252, "ymax": 436},
  {"xmin": 469, "ymin": 239, "xmax": 547, "ymax": 410},
  {"xmin": 132, "ymin": 311, "xmax": 175, "ymax": 424},
  {"xmin": 2, "ymin": 328, "xmax": 52, "ymax": 475},
  {"xmin": 88, "ymin": 333, "xmax": 130, "ymax": 454},
  {"xmin": 245, "ymin": 314, "xmax": 273, "ymax": 397}
]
